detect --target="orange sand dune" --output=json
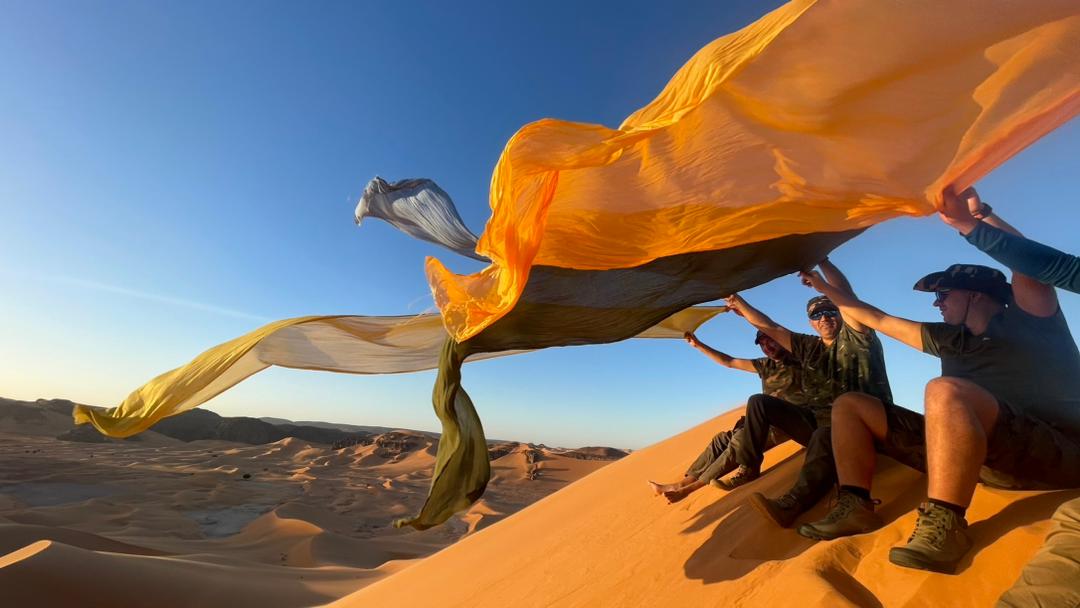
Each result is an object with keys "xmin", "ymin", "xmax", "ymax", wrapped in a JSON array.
[
  {"xmin": 0, "ymin": 408, "xmax": 619, "ymax": 607},
  {"xmin": 334, "ymin": 408, "xmax": 1076, "ymax": 608}
]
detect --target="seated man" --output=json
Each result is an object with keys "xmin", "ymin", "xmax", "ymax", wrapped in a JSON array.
[
  {"xmin": 648, "ymin": 330, "xmax": 799, "ymax": 502},
  {"xmin": 720, "ymin": 261, "xmax": 893, "ymax": 530},
  {"xmin": 796, "ymin": 251, "xmax": 1080, "ymax": 572},
  {"xmin": 939, "ymin": 186, "xmax": 1080, "ymax": 601}
]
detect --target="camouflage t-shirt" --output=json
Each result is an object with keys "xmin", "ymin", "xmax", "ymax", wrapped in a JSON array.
[
  {"xmin": 752, "ymin": 356, "xmax": 809, "ymax": 406},
  {"xmin": 790, "ymin": 324, "xmax": 894, "ymax": 415}
]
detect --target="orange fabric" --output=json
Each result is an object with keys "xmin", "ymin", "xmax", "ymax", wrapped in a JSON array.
[{"xmin": 427, "ymin": 0, "xmax": 1080, "ymax": 342}]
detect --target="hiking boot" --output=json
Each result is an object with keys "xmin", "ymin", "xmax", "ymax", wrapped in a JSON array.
[
  {"xmin": 888, "ymin": 502, "xmax": 972, "ymax": 574},
  {"xmin": 711, "ymin": 465, "xmax": 760, "ymax": 491},
  {"xmin": 749, "ymin": 492, "xmax": 803, "ymax": 528},
  {"xmin": 797, "ymin": 490, "xmax": 883, "ymax": 540}
]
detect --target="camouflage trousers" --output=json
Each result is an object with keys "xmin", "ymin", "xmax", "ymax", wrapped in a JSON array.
[{"xmin": 685, "ymin": 415, "xmax": 787, "ymax": 482}]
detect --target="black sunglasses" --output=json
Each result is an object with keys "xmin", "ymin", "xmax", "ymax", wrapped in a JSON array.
[
  {"xmin": 934, "ymin": 289, "xmax": 952, "ymax": 301},
  {"xmin": 809, "ymin": 309, "xmax": 839, "ymax": 320}
]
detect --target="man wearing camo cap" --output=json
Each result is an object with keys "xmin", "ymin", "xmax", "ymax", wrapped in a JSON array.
[
  {"xmin": 797, "ymin": 255, "xmax": 1080, "ymax": 575},
  {"xmin": 718, "ymin": 259, "xmax": 893, "ymax": 530}
]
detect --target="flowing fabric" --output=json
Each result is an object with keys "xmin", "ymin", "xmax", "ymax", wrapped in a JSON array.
[
  {"xmin": 73, "ymin": 307, "xmax": 724, "ymax": 439},
  {"xmin": 355, "ymin": 177, "xmax": 488, "ymax": 262},
  {"xmin": 426, "ymin": 0, "xmax": 1080, "ymax": 342},
  {"xmin": 78, "ymin": 0, "xmax": 1080, "ymax": 530}
]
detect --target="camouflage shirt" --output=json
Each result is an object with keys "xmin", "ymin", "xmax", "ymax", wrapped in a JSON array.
[
  {"xmin": 790, "ymin": 324, "xmax": 893, "ymax": 418},
  {"xmin": 752, "ymin": 356, "xmax": 810, "ymax": 406}
]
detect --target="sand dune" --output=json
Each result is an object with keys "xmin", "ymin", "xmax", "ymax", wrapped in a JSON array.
[
  {"xmin": 334, "ymin": 408, "xmax": 1077, "ymax": 608},
  {"xmin": 0, "ymin": 398, "xmax": 622, "ymax": 607},
  {"xmin": 8, "ymin": 398, "xmax": 1063, "ymax": 606}
]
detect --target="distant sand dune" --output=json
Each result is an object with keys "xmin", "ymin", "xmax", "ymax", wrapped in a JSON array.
[{"xmin": 0, "ymin": 397, "xmax": 621, "ymax": 607}]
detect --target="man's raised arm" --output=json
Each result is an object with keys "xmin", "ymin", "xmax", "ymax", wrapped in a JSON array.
[
  {"xmin": 799, "ymin": 270, "xmax": 924, "ymax": 350},
  {"xmin": 724, "ymin": 294, "xmax": 793, "ymax": 352},
  {"xmin": 939, "ymin": 187, "xmax": 1058, "ymax": 317},
  {"xmin": 817, "ymin": 258, "xmax": 868, "ymax": 333},
  {"xmin": 684, "ymin": 332, "xmax": 758, "ymax": 373}
]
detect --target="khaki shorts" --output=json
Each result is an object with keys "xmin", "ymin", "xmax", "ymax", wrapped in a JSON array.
[
  {"xmin": 875, "ymin": 402, "xmax": 1080, "ymax": 490},
  {"xmin": 877, "ymin": 403, "xmax": 928, "ymax": 474},
  {"xmin": 981, "ymin": 402, "xmax": 1080, "ymax": 490}
]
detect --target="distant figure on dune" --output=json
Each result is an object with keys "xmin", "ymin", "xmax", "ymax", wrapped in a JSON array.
[
  {"xmin": 647, "ymin": 329, "xmax": 800, "ymax": 503},
  {"xmin": 795, "ymin": 187, "xmax": 1080, "ymax": 576},
  {"xmin": 720, "ymin": 261, "xmax": 893, "ymax": 531}
]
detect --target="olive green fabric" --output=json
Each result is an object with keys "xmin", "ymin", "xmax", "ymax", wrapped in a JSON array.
[
  {"xmin": 790, "ymin": 325, "xmax": 893, "ymax": 422},
  {"xmin": 921, "ymin": 304, "xmax": 1080, "ymax": 437},
  {"xmin": 402, "ymin": 230, "xmax": 859, "ymax": 529},
  {"xmin": 996, "ymin": 497, "xmax": 1080, "ymax": 608},
  {"xmin": 394, "ymin": 339, "xmax": 489, "ymax": 530}
]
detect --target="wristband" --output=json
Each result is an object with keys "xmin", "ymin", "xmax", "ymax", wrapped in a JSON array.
[{"xmin": 971, "ymin": 202, "xmax": 993, "ymax": 220}]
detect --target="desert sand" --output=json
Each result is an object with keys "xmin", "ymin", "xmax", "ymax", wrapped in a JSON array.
[
  {"xmin": 334, "ymin": 408, "xmax": 1078, "ymax": 608},
  {"xmin": 0, "ymin": 398, "xmax": 621, "ymax": 607}
]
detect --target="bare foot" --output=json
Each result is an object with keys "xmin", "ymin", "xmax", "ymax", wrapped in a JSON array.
[
  {"xmin": 648, "ymin": 480, "xmax": 679, "ymax": 496},
  {"xmin": 663, "ymin": 480, "xmax": 706, "ymax": 504},
  {"xmin": 663, "ymin": 487, "xmax": 693, "ymax": 504}
]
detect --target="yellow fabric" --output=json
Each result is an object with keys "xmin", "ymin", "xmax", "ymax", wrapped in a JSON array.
[
  {"xmin": 73, "ymin": 307, "xmax": 724, "ymax": 438},
  {"xmin": 426, "ymin": 0, "xmax": 1080, "ymax": 342}
]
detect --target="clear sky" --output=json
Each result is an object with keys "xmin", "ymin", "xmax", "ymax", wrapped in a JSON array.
[{"xmin": 2, "ymin": 1, "xmax": 1077, "ymax": 449}]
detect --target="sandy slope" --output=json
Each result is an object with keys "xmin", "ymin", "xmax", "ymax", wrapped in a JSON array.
[
  {"xmin": 334, "ymin": 408, "xmax": 1077, "ymax": 608},
  {"xmin": 0, "ymin": 412, "xmax": 617, "ymax": 607}
]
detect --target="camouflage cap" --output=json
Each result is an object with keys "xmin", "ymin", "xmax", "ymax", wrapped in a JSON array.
[
  {"xmin": 806, "ymin": 295, "xmax": 838, "ymax": 316},
  {"xmin": 913, "ymin": 264, "xmax": 1011, "ymax": 303},
  {"xmin": 754, "ymin": 330, "xmax": 767, "ymax": 344}
]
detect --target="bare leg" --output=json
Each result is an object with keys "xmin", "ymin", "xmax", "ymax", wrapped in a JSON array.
[
  {"xmin": 924, "ymin": 377, "xmax": 999, "ymax": 507},
  {"xmin": 648, "ymin": 475, "xmax": 697, "ymax": 496},
  {"xmin": 831, "ymin": 392, "xmax": 888, "ymax": 489}
]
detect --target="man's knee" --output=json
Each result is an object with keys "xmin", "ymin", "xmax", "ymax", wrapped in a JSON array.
[
  {"xmin": 746, "ymin": 393, "xmax": 769, "ymax": 414},
  {"xmin": 924, "ymin": 377, "xmax": 1000, "ymax": 428},
  {"xmin": 831, "ymin": 392, "xmax": 883, "ymax": 424},
  {"xmin": 924, "ymin": 377, "xmax": 977, "ymax": 405}
]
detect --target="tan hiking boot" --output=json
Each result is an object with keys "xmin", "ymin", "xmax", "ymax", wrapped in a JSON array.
[
  {"xmin": 712, "ymin": 465, "xmax": 760, "ymax": 491},
  {"xmin": 797, "ymin": 490, "xmax": 883, "ymax": 540},
  {"xmin": 888, "ymin": 502, "xmax": 972, "ymax": 574},
  {"xmin": 749, "ymin": 492, "xmax": 804, "ymax": 528}
]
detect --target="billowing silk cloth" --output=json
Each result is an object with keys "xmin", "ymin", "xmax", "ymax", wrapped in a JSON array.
[
  {"xmin": 78, "ymin": 0, "xmax": 1079, "ymax": 529},
  {"xmin": 355, "ymin": 177, "xmax": 488, "ymax": 262},
  {"xmin": 73, "ymin": 309, "xmax": 720, "ymax": 437},
  {"xmin": 426, "ymin": 0, "xmax": 1080, "ymax": 343},
  {"xmin": 73, "ymin": 308, "xmax": 722, "ymax": 527}
]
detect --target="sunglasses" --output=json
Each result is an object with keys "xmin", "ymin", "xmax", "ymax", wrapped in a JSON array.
[
  {"xmin": 934, "ymin": 289, "xmax": 952, "ymax": 302},
  {"xmin": 809, "ymin": 309, "xmax": 839, "ymax": 321}
]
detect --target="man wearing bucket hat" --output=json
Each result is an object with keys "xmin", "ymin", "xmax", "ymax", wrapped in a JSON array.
[
  {"xmin": 936, "ymin": 186, "xmax": 1080, "ymax": 605},
  {"xmin": 648, "ymin": 330, "xmax": 802, "ymax": 503},
  {"xmin": 715, "ymin": 260, "xmax": 893, "ymax": 530},
  {"xmin": 795, "ymin": 204, "xmax": 1080, "ymax": 574}
]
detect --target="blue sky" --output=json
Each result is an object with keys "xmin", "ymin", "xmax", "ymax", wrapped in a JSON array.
[{"xmin": 1, "ymin": 1, "xmax": 1077, "ymax": 449}]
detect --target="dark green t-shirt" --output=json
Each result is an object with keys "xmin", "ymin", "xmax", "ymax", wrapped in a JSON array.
[
  {"xmin": 752, "ymin": 356, "xmax": 809, "ymax": 406},
  {"xmin": 790, "ymin": 324, "xmax": 894, "ymax": 409},
  {"xmin": 921, "ymin": 304, "xmax": 1080, "ymax": 437}
]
